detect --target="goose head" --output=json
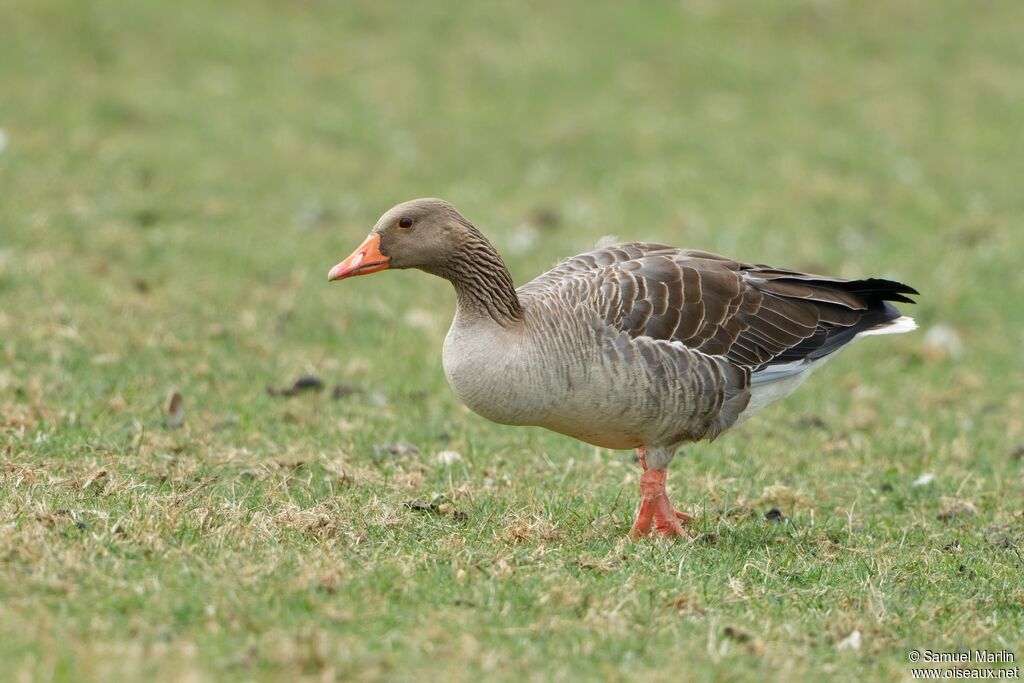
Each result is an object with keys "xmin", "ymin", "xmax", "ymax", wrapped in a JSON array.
[{"xmin": 328, "ymin": 198, "xmax": 472, "ymax": 281}]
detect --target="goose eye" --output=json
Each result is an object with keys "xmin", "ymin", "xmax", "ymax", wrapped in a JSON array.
[{"xmin": 398, "ymin": 217, "xmax": 414, "ymax": 228}]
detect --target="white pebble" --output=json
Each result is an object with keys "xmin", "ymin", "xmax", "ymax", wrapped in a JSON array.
[
  {"xmin": 436, "ymin": 450, "xmax": 462, "ymax": 465},
  {"xmin": 923, "ymin": 323, "xmax": 964, "ymax": 359},
  {"xmin": 912, "ymin": 472, "xmax": 935, "ymax": 487},
  {"xmin": 836, "ymin": 630, "xmax": 862, "ymax": 651}
]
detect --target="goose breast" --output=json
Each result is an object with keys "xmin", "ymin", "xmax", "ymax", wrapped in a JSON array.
[{"xmin": 442, "ymin": 302, "xmax": 742, "ymax": 450}]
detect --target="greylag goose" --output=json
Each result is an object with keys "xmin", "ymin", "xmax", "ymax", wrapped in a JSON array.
[{"xmin": 329, "ymin": 199, "xmax": 918, "ymax": 539}]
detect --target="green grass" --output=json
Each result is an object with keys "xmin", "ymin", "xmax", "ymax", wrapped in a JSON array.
[{"xmin": 2, "ymin": 0, "xmax": 1023, "ymax": 681}]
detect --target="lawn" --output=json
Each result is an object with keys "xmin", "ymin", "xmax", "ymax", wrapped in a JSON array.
[{"xmin": 2, "ymin": 1, "xmax": 1023, "ymax": 681}]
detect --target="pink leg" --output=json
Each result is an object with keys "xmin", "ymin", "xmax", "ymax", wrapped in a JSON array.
[
  {"xmin": 630, "ymin": 456, "xmax": 694, "ymax": 539},
  {"xmin": 636, "ymin": 447, "xmax": 648, "ymax": 471}
]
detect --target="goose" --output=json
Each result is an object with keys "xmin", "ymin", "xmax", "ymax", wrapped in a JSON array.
[{"xmin": 328, "ymin": 199, "xmax": 918, "ymax": 538}]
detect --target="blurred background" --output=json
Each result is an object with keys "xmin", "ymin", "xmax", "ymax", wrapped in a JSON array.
[
  {"xmin": 3, "ymin": 1, "xmax": 1021, "ymax": 403},
  {"xmin": 2, "ymin": 1, "xmax": 1022, "ymax": 680}
]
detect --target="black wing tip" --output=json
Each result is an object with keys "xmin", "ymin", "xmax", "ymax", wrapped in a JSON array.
[
  {"xmin": 844, "ymin": 278, "xmax": 920, "ymax": 304},
  {"xmin": 859, "ymin": 278, "xmax": 919, "ymax": 295},
  {"xmin": 743, "ymin": 268, "xmax": 920, "ymax": 305}
]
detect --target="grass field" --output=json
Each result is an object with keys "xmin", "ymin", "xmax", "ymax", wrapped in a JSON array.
[{"xmin": 2, "ymin": 1, "xmax": 1023, "ymax": 681}]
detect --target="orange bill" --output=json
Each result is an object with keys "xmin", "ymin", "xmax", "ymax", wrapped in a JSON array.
[{"xmin": 328, "ymin": 233, "xmax": 390, "ymax": 281}]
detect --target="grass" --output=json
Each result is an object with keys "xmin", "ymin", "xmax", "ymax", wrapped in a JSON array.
[{"xmin": 2, "ymin": 0, "xmax": 1023, "ymax": 680}]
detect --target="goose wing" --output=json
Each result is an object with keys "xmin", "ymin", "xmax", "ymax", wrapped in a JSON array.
[{"xmin": 520, "ymin": 242, "xmax": 918, "ymax": 371}]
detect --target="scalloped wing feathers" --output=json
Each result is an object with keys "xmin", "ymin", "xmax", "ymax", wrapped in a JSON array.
[{"xmin": 515, "ymin": 242, "xmax": 917, "ymax": 442}]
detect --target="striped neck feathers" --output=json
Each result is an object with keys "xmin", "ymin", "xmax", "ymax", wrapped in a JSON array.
[{"xmin": 425, "ymin": 224, "xmax": 522, "ymax": 325}]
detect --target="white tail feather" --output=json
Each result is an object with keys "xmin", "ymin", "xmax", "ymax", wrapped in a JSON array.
[{"xmin": 857, "ymin": 316, "xmax": 917, "ymax": 337}]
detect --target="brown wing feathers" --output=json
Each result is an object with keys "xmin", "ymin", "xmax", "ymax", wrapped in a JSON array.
[
  {"xmin": 532, "ymin": 243, "xmax": 918, "ymax": 371},
  {"xmin": 734, "ymin": 270, "xmax": 917, "ymax": 368}
]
